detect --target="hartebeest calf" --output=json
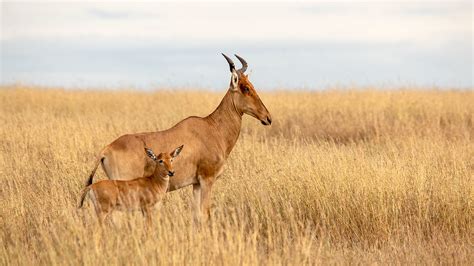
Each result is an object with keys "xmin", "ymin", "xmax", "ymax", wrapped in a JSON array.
[
  {"xmin": 85, "ymin": 54, "xmax": 272, "ymax": 223},
  {"xmin": 79, "ymin": 145, "xmax": 183, "ymax": 225}
]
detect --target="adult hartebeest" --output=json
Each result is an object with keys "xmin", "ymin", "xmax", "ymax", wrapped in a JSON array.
[
  {"xmin": 79, "ymin": 144, "xmax": 183, "ymax": 225},
  {"xmin": 85, "ymin": 54, "xmax": 272, "ymax": 222}
]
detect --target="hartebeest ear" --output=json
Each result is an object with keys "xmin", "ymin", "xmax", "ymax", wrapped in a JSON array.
[
  {"xmin": 230, "ymin": 70, "xmax": 239, "ymax": 91},
  {"xmin": 171, "ymin": 145, "xmax": 184, "ymax": 158},
  {"xmin": 145, "ymin": 148, "xmax": 157, "ymax": 161}
]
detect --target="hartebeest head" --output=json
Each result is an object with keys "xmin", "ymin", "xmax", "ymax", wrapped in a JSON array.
[
  {"xmin": 145, "ymin": 145, "xmax": 184, "ymax": 178},
  {"xmin": 222, "ymin": 54, "xmax": 272, "ymax": 125}
]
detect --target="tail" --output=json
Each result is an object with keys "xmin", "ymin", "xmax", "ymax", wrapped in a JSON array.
[
  {"xmin": 78, "ymin": 186, "xmax": 92, "ymax": 208},
  {"xmin": 85, "ymin": 148, "xmax": 107, "ymax": 186}
]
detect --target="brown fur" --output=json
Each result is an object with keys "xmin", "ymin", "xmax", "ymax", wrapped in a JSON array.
[
  {"xmin": 85, "ymin": 56, "xmax": 271, "ymax": 223},
  {"xmin": 80, "ymin": 146, "xmax": 182, "ymax": 226}
]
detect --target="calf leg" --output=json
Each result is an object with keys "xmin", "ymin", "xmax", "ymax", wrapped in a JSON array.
[
  {"xmin": 95, "ymin": 208, "xmax": 110, "ymax": 226},
  {"xmin": 142, "ymin": 206, "xmax": 153, "ymax": 228},
  {"xmin": 91, "ymin": 194, "xmax": 111, "ymax": 226}
]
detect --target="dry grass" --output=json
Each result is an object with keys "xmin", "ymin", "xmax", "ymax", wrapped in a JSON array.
[{"xmin": 1, "ymin": 85, "xmax": 473, "ymax": 265}]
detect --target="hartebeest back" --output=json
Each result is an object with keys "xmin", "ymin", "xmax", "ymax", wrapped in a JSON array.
[
  {"xmin": 79, "ymin": 145, "xmax": 183, "ymax": 225},
  {"xmin": 85, "ymin": 54, "xmax": 271, "ymax": 223}
]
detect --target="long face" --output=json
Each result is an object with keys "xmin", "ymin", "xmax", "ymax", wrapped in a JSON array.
[
  {"xmin": 145, "ymin": 145, "xmax": 183, "ymax": 178},
  {"xmin": 223, "ymin": 54, "xmax": 272, "ymax": 126},
  {"xmin": 232, "ymin": 73, "xmax": 272, "ymax": 125}
]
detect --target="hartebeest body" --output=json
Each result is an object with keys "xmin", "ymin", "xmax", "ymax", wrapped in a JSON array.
[
  {"xmin": 86, "ymin": 54, "xmax": 271, "ymax": 222},
  {"xmin": 79, "ymin": 145, "xmax": 183, "ymax": 225}
]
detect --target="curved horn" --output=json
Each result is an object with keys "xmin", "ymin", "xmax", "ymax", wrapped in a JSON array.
[
  {"xmin": 222, "ymin": 53, "xmax": 235, "ymax": 72},
  {"xmin": 234, "ymin": 54, "xmax": 248, "ymax": 73}
]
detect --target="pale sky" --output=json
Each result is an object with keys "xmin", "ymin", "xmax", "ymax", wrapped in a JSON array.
[{"xmin": 1, "ymin": 1, "xmax": 472, "ymax": 89}]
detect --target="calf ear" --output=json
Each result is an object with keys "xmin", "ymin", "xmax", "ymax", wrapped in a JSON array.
[
  {"xmin": 145, "ymin": 148, "xmax": 157, "ymax": 160},
  {"xmin": 171, "ymin": 145, "xmax": 184, "ymax": 158}
]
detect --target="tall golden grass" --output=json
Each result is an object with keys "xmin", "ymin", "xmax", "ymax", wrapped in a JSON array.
[{"xmin": 1, "ymin": 86, "xmax": 473, "ymax": 265}]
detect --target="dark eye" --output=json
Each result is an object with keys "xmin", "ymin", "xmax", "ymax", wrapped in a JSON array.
[
  {"xmin": 158, "ymin": 160, "xmax": 164, "ymax": 164},
  {"xmin": 242, "ymin": 86, "xmax": 250, "ymax": 94}
]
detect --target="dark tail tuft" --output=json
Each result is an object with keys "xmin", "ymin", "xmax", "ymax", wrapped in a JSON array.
[
  {"xmin": 85, "ymin": 157, "xmax": 103, "ymax": 186},
  {"xmin": 78, "ymin": 186, "xmax": 91, "ymax": 208},
  {"xmin": 86, "ymin": 174, "xmax": 94, "ymax": 186}
]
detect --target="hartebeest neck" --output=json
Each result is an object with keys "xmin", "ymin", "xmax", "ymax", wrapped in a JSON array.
[{"xmin": 206, "ymin": 90, "xmax": 242, "ymax": 157}]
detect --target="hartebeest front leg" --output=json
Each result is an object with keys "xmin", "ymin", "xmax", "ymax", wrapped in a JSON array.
[
  {"xmin": 192, "ymin": 184, "xmax": 202, "ymax": 225},
  {"xmin": 199, "ymin": 178, "xmax": 215, "ymax": 223}
]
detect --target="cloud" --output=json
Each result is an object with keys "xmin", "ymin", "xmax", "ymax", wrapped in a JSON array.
[
  {"xmin": 85, "ymin": 5, "xmax": 159, "ymax": 20},
  {"xmin": 150, "ymin": 2, "xmax": 440, "ymax": 44},
  {"xmin": 87, "ymin": 8, "xmax": 132, "ymax": 19},
  {"xmin": 2, "ymin": 1, "xmax": 471, "ymax": 47}
]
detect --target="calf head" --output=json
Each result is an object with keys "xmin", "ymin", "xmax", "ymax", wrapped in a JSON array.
[{"xmin": 145, "ymin": 145, "xmax": 184, "ymax": 178}]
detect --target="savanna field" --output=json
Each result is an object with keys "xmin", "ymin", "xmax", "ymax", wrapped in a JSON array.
[{"xmin": 1, "ymin": 86, "xmax": 473, "ymax": 265}]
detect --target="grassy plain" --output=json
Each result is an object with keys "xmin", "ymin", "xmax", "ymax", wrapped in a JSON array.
[{"xmin": 1, "ymin": 86, "xmax": 473, "ymax": 264}]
